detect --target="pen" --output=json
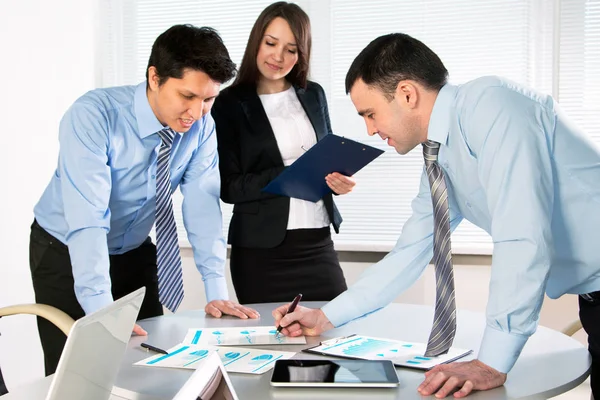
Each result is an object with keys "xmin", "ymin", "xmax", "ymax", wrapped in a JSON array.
[
  {"xmin": 276, "ymin": 293, "xmax": 303, "ymax": 334},
  {"xmin": 141, "ymin": 342, "xmax": 168, "ymax": 355}
]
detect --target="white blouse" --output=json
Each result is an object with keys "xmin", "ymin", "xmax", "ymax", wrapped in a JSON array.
[{"xmin": 259, "ymin": 86, "xmax": 330, "ymax": 230}]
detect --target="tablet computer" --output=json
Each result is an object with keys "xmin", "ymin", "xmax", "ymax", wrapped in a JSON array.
[{"xmin": 270, "ymin": 359, "xmax": 399, "ymax": 388}]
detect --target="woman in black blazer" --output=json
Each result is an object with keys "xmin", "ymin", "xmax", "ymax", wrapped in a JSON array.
[{"xmin": 212, "ymin": 2, "xmax": 355, "ymax": 304}]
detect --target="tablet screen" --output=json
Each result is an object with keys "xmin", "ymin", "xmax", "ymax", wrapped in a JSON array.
[{"xmin": 271, "ymin": 359, "xmax": 399, "ymax": 387}]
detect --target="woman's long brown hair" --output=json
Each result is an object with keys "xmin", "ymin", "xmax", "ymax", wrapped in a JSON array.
[{"xmin": 232, "ymin": 2, "xmax": 312, "ymax": 89}]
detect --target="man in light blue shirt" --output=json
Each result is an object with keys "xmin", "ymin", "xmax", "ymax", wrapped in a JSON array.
[
  {"xmin": 31, "ymin": 25, "xmax": 258, "ymax": 376},
  {"xmin": 274, "ymin": 33, "xmax": 600, "ymax": 398}
]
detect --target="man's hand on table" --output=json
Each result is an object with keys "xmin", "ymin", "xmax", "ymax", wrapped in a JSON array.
[
  {"xmin": 272, "ymin": 304, "xmax": 334, "ymax": 336},
  {"xmin": 271, "ymin": 305, "xmax": 507, "ymax": 399},
  {"xmin": 205, "ymin": 300, "xmax": 260, "ymax": 319},
  {"xmin": 132, "ymin": 324, "xmax": 147, "ymax": 336},
  {"xmin": 131, "ymin": 301, "xmax": 258, "ymax": 334},
  {"xmin": 418, "ymin": 359, "xmax": 507, "ymax": 398}
]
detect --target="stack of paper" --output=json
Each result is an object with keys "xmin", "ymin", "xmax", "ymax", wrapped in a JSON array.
[
  {"xmin": 135, "ymin": 326, "xmax": 305, "ymax": 375},
  {"xmin": 135, "ymin": 344, "xmax": 295, "ymax": 374}
]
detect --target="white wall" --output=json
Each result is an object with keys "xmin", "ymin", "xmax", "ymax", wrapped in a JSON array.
[{"xmin": 0, "ymin": 0, "xmax": 97, "ymax": 390}]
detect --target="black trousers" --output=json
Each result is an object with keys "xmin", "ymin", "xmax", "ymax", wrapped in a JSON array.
[
  {"xmin": 580, "ymin": 292, "xmax": 600, "ymax": 399},
  {"xmin": 29, "ymin": 220, "xmax": 163, "ymax": 376},
  {"xmin": 230, "ymin": 228, "xmax": 347, "ymax": 304},
  {"xmin": 0, "ymin": 365, "xmax": 7, "ymax": 395}
]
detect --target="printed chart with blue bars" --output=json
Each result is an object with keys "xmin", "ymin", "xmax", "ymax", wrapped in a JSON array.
[
  {"xmin": 182, "ymin": 326, "xmax": 306, "ymax": 346},
  {"xmin": 134, "ymin": 344, "xmax": 295, "ymax": 374},
  {"xmin": 307, "ymin": 335, "xmax": 472, "ymax": 370}
]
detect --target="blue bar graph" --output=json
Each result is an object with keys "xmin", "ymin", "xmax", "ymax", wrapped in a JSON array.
[
  {"xmin": 146, "ymin": 346, "xmax": 189, "ymax": 365},
  {"xmin": 341, "ymin": 338, "xmax": 395, "ymax": 357},
  {"xmin": 252, "ymin": 355, "xmax": 284, "ymax": 373},
  {"xmin": 191, "ymin": 330, "xmax": 202, "ymax": 345}
]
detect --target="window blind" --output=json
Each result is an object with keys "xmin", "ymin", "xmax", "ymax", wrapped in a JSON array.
[
  {"xmin": 305, "ymin": 0, "xmax": 554, "ymax": 252},
  {"xmin": 97, "ymin": 0, "xmax": 599, "ymax": 255},
  {"xmin": 559, "ymin": 0, "xmax": 600, "ymax": 146},
  {"xmin": 99, "ymin": 0, "xmax": 286, "ymax": 245}
]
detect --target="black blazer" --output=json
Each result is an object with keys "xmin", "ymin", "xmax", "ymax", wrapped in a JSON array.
[{"xmin": 212, "ymin": 81, "xmax": 342, "ymax": 249}]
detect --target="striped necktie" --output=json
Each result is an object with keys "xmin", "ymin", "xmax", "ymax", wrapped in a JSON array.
[
  {"xmin": 423, "ymin": 140, "xmax": 456, "ymax": 357},
  {"xmin": 155, "ymin": 128, "xmax": 184, "ymax": 313}
]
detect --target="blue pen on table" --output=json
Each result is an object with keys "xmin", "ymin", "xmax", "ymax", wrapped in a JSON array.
[
  {"xmin": 141, "ymin": 342, "xmax": 168, "ymax": 355},
  {"xmin": 276, "ymin": 293, "xmax": 303, "ymax": 334}
]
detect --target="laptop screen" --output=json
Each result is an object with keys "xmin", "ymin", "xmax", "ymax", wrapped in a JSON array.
[{"xmin": 45, "ymin": 288, "xmax": 145, "ymax": 400}]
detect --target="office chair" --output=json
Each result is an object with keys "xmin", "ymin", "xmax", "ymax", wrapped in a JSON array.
[
  {"xmin": 0, "ymin": 303, "xmax": 75, "ymax": 395},
  {"xmin": 562, "ymin": 319, "xmax": 583, "ymax": 337},
  {"xmin": 0, "ymin": 304, "xmax": 74, "ymax": 336}
]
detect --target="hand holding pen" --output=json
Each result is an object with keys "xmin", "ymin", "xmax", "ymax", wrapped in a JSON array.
[
  {"xmin": 272, "ymin": 295, "xmax": 334, "ymax": 337},
  {"xmin": 275, "ymin": 294, "xmax": 303, "ymax": 335}
]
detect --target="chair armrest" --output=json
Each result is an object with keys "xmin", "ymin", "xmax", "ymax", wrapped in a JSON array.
[
  {"xmin": 561, "ymin": 319, "xmax": 583, "ymax": 337},
  {"xmin": 0, "ymin": 304, "xmax": 75, "ymax": 336}
]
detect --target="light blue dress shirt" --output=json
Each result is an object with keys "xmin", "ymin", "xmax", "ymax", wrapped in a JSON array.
[
  {"xmin": 322, "ymin": 76, "xmax": 600, "ymax": 374},
  {"xmin": 34, "ymin": 82, "xmax": 228, "ymax": 314}
]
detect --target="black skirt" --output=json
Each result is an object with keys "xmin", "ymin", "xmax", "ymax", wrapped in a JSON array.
[{"xmin": 230, "ymin": 227, "xmax": 348, "ymax": 304}]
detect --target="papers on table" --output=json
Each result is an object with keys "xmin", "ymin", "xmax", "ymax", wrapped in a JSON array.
[
  {"xmin": 182, "ymin": 326, "xmax": 307, "ymax": 346},
  {"xmin": 135, "ymin": 344, "xmax": 295, "ymax": 374},
  {"xmin": 304, "ymin": 335, "xmax": 472, "ymax": 370},
  {"xmin": 135, "ymin": 326, "xmax": 304, "ymax": 375}
]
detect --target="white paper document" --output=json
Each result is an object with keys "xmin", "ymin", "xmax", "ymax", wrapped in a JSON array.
[
  {"xmin": 305, "ymin": 335, "xmax": 472, "ymax": 370},
  {"xmin": 135, "ymin": 344, "xmax": 296, "ymax": 374},
  {"xmin": 182, "ymin": 326, "xmax": 307, "ymax": 346}
]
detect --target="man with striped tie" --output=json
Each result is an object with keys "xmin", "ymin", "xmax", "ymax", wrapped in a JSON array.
[
  {"xmin": 30, "ymin": 24, "xmax": 258, "ymax": 376},
  {"xmin": 274, "ymin": 33, "xmax": 600, "ymax": 398}
]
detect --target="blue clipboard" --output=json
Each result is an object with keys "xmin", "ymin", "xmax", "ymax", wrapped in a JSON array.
[{"xmin": 262, "ymin": 134, "xmax": 384, "ymax": 202}]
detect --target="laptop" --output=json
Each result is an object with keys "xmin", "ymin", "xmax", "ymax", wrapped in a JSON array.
[
  {"xmin": 173, "ymin": 352, "xmax": 239, "ymax": 400},
  {"xmin": 45, "ymin": 287, "xmax": 145, "ymax": 400}
]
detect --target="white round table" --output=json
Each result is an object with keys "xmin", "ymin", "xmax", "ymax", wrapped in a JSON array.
[{"xmin": 113, "ymin": 302, "xmax": 590, "ymax": 399}]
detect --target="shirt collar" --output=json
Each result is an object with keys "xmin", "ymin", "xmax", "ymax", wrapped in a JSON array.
[
  {"xmin": 427, "ymin": 83, "xmax": 458, "ymax": 146},
  {"xmin": 134, "ymin": 82, "xmax": 165, "ymax": 138}
]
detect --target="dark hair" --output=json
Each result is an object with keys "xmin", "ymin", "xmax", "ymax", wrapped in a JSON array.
[
  {"xmin": 146, "ymin": 24, "xmax": 236, "ymax": 86},
  {"xmin": 345, "ymin": 33, "xmax": 448, "ymax": 96},
  {"xmin": 233, "ymin": 2, "xmax": 311, "ymax": 88}
]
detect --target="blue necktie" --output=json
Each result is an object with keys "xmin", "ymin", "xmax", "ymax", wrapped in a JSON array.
[
  {"xmin": 423, "ymin": 140, "xmax": 456, "ymax": 357},
  {"xmin": 155, "ymin": 128, "xmax": 184, "ymax": 313}
]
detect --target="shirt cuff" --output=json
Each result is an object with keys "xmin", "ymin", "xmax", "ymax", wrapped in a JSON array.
[
  {"xmin": 478, "ymin": 325, "xmax": 529, "ymax": 373},
  {"xmin": 204, "ymin": 277, "xmax": 229, "ymax": 303},
  {"xmin": 321, "ymin": 291, "xmax": 363, "ymax": 327},
  {"xmin": 78, "ymin": 292, "xmax": 114, "ymax": 315}
]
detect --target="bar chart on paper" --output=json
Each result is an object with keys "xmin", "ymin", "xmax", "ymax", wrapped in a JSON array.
[
  {"xmin": 182, "ymin": 326, "xmax": 307, "ymax": 346},
  {"xmin": 134, "ymin": 344, "xmax": 295, "ymax": 374},
  {"xmin": 306, "ymin": 335, "xmax": 472, "ymax": 370}
]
